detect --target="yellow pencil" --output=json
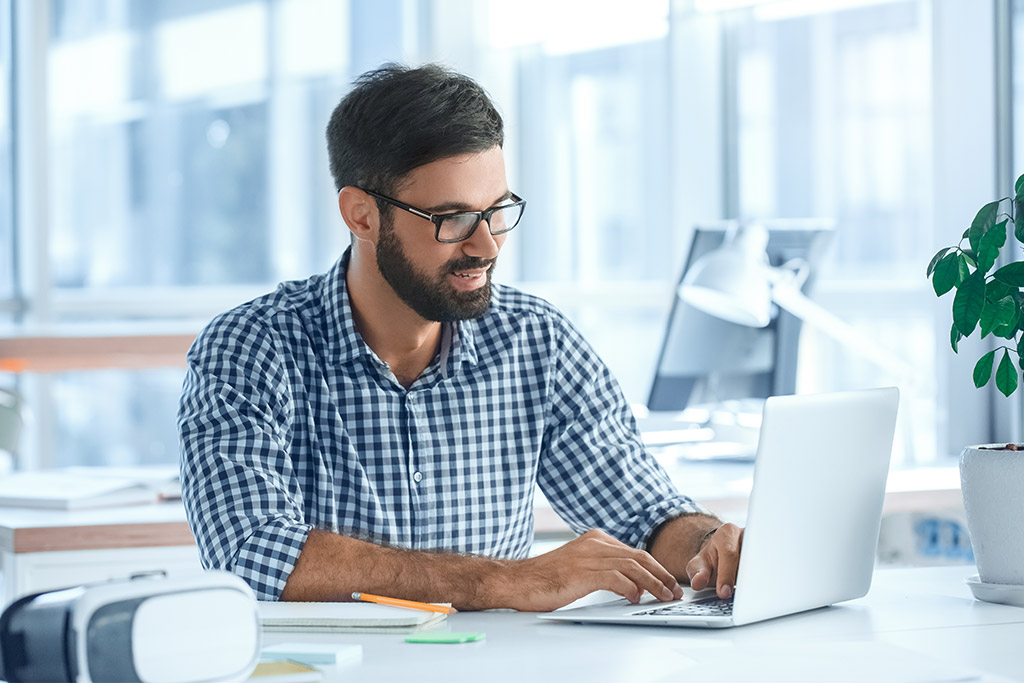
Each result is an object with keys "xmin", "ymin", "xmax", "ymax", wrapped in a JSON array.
[{"xmin": 351, "ymin": 592, "xmax": 457, "ymax": 615}]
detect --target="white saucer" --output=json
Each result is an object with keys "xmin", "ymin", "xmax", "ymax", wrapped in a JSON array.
[{"xmin": 966, "ymin": 575, "xmax": 1024, "ymax": 607}]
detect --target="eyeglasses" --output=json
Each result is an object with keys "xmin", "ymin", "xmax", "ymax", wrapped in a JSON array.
[{"xmin": 359, "ymin": 188, "xmax": 526, "ymax": 243}]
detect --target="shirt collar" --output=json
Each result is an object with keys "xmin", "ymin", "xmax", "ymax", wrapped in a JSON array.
[
  {"xmin": 323, "ymin": 249, "xmax": 369, "ymax": 367},
  {"xmin": 323, "ymin": 248, "xmax": 480, "ymax": 370}
]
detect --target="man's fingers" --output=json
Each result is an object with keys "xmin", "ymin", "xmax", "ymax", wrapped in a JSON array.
[
  {"xmin": 686, "ymin": 555, "xmax": 711, "ymax": 591},
  {"xmin": 628, "ymin": 548, "xmax": 682, "ymax": 598},
  {"xmin": 603, "ymin": 570, "xmax": 648, "ymax": 603},
  {"xmin": 713, "ymin": 534, "xmax": 741, "ymax": 598},
  {"xmin": 605, "ymin": 558, "xmax": 677, "ymax": 601},
  {"xmin": 578, "ymin": 531, "xmax": 681, "ymax": 600}
]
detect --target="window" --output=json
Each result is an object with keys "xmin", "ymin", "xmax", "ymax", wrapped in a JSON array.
[
  {"xmin": 726, "ymin": 2, "xmax": 937, "ymax": 465},
  {"xmin": 47, "ymin": 0, "xmax": 349, "ymax": 290},
  {"xmin": 0, "ymin": 0, "xmax": 13, "ymax": 305},
  {"xmin": 1, "ymin": 0, "xmax": 1009, "ymax": 469}
]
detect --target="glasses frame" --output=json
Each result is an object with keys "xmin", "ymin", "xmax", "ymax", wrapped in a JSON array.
[{"xmin": 357, "ymin": 187, "xmax": 526, "ymax": 244}]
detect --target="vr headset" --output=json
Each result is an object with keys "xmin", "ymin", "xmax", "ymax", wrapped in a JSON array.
[{"xmin": 0, "ymin": 571, "xmax": 260, "ymax": 683}]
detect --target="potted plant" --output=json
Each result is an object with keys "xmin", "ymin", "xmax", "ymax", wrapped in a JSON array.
[{"xmin": 928, "ymin": 173, "xmax": 1024, "ymax": 594}]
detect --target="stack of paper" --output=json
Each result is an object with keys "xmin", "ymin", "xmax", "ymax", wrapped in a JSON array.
[
  {"xmin": 258, "ymin": 601, "xmax": 448, "ymax": 633},
  {"xmin": 0, "ymin": 466, "xmax": 181, "ymax": 510}
]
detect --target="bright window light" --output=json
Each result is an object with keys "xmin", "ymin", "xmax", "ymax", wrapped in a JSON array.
[
  {"xmin": 755, "ymin": 0, "xmax": 897, "ymax": 21},
  {"xmin": 49, "ymin": 32, "xmax": 132, "ymax": 118},
  {"xmin": 280, "ymin": 0, "xmax": 349, "ymax": 78},
  {"xmin": 694, "ymin": 0, "xmax": 900, "ymax": 18},
  {"xmin": 489, "ymin": 0, "xmax": 669, "ymax": 54},
  {"xmin": 693, "ymin": 0, "xmax": 766, "ymax": 11},
  {"xmin": 157, "ymin": 4, "xmax": 267, "ymax": 100}
]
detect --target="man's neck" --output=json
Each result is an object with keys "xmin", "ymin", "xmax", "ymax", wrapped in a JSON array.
[{"xmin": 346, "ymin": 252, "xmax": 442, "ymax": 389}]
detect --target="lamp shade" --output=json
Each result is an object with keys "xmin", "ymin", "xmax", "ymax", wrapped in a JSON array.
[{"xmin": 678, "ymin": 224, "xmax": 773, "ymax": 327}]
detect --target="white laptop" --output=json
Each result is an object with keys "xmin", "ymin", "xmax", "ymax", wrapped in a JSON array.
[{"xmin": 540, "ymin": 387, "xmax": 900, "ymax": 629}]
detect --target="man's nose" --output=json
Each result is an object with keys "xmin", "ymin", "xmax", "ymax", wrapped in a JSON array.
[{"xmin": 462, "ymin": 218, "xmax": 501, "ymax": 260}]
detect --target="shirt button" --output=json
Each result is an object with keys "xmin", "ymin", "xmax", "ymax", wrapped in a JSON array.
[{"xmin": 413, "ymin": 471, "xmax": 423, "ymax": 483}]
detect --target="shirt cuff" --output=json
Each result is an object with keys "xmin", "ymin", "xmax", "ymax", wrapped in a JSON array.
[{"xmin": 230, "ymin": 519, "xmax": 313, "ymax": 601}]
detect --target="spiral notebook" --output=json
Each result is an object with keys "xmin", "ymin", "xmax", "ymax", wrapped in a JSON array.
[{"xmin": 258, "ymin": 601, "xmax": 448, "ymax": 633}]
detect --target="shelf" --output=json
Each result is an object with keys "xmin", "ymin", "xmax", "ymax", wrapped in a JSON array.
[{"xmin": 0, "ymin": 327, "xmax": 198, "ymax": 373}]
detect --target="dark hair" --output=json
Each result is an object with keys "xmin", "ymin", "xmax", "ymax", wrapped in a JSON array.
[{"xmin": 326, "ymin": 63, "xmax": 505, "ymax": 195}]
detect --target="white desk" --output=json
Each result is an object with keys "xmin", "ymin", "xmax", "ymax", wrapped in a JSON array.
[
  {"xmin": 264, "ymin": 566, "xmax": 1024, "ymax": 682},
  {"xmin": 0, "ymin": 502, "xmax": 200, "ymax": 604}
]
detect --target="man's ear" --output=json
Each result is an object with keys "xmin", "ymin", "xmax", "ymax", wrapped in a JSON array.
[{"xmin": 338, "ymin": 187, "xmax": 379, "ymax": 244}]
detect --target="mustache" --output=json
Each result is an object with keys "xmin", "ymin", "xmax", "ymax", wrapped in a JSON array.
[{"xmin": 445, "ymin": 256, "xmax": 496, "ymax": 273}]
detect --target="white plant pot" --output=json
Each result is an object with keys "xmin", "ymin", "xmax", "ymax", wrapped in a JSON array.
[{"xmin": 960, "ymin": 445, "xmax": 1024, "ymax": 585}]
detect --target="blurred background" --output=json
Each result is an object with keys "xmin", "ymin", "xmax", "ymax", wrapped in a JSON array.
[{"xmin": 0, "ymin": 0, "xmax": 1020, "ymax": 474}]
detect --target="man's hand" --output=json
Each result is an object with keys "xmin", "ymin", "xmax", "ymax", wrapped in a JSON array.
[
  {"xmin": 685, "ymin": 523, "xmax": 744, "ymax": 599},
  {"xmin": 501, "ymin": 529, "xmax": 683, "ymax": 612}
]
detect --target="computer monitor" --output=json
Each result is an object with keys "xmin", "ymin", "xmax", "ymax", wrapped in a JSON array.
[{"xmin": 647, "ymin": 220, "xmax": 835, "ymax": 412}]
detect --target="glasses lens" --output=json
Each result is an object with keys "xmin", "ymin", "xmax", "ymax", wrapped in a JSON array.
[
  {"xmin": 489, "ymin": 203, "xmax": 524, "ymax": 235},
  {"xmin": 435, "ymin": 202, "xmax": 524, "ymax": 242},
  {"xmin": 437, "ymin": 213, "xmax": 481, "ymax": 242}
]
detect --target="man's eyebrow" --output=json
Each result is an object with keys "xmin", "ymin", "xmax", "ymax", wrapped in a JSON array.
[{"xmin": 425, "ymin": 190, "xmax": 513, "ymax": 214}]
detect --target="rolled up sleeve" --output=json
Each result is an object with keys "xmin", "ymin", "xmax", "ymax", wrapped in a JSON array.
[{"xmin": 178, "ymin": 315, "xmax": 312, "ymax": 601}]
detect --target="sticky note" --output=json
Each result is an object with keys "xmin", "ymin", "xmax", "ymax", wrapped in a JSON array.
[
  {"xmin": 260, "ymin": 643, "xmax": 362, "ymax": 666},
  {"xmin": 249, "ymin": 659, "xmax": 322, "ymax": 681}
]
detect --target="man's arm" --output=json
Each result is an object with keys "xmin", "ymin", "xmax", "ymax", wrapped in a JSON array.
[
  {"xmin": 647, "ymin": 514, "xmax": 744, "ymax": 599},
  {"xmin": 280, "ymin": 528, "xmax": 683, "ymax": 611}
]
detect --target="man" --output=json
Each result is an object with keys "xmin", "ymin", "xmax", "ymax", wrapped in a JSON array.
[{"xmin": 179, "ymin": 63, "xmax": 742, "ymax": 611}]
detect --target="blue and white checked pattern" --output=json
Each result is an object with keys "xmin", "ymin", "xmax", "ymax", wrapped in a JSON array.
[{"xmin": 178, "ymin": 250, "xmax": 704, "ymax": 600}]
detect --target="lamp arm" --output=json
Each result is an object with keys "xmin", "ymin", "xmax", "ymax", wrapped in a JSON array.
[{"xmin": 770, "ymin": 284, "xmax": 918, "ymax": 383}]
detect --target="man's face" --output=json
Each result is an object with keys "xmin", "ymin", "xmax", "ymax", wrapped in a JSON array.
[{"xmin": 374, "ymin": 146, "xmax": 510, "ymax": 322}]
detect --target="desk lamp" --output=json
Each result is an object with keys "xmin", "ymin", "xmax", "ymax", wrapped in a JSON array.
[{"xmin": 677, "ymin": 222, "xmax": 914, "ymax": 381}]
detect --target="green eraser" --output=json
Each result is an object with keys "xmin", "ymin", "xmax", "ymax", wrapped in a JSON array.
[{"xmin": 404, "ymin": 632, "xmax": 486, "ymax": 644}]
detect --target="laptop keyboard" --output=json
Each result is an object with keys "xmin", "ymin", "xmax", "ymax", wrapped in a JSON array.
[{"xmin": 633, "ymin": 596, "xmax": 734, "ymax": 618}]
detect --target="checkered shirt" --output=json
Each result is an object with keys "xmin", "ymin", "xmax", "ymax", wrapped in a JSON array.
[{"xmin": 178, "ymin": 250, "xmax": 704, "ymax": 600}]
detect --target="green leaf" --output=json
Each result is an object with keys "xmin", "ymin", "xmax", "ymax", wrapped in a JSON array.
[
  {"xmin": 1017, "ymin": 338, "xmax": 1024, "ymax": 369},
  {"xmin": 977, "ymin": 219, "xmax": 1008, "ymax": 274},
  {"xmin": 957, "ymin": 253, "xmax": 972, "ymax": 284},
  {"xmin": 927, "ymin": 247, "xmax": 950, "ymax": 276},
  {"xmin": 952, "ymin": 272, "xmax": 986, "ymax": 336},
  {"xmin": 1016, "ymin": 173, "xmax": 1024, "ymax": 200},
  {"xmin": 974, "ymin": 350, "xmax": 996, "ymax": 388},
  {"xmin": 993, "ymin": 261, "xmax": 1024, "ymax": 286},
  {"xmin": 1014, "ymin": 292, "xmax": 1024, "ymax": 329},
  {"xmin": 962, "ymin": 249, "xmax": 977, "ymax": 268},
  {"xmin": 996, "ymin": 349, "xmax": 1019, "ymax": 396},
  {"xmin": 969, "ymin": 200, "xmax": 1003, "ymax": 254},
  {"xmin": 994, "ymin": 320, "xmax": 1019, "ymax": 340},
  {"xmin": 980, "ymin": 296, "xmax": 1017, "ymax": 338},
  {"xmin": 993, "ymin": 301, "xmax": 1019, "ymax": 338},
  {"xmin": 986, "ymin": 279, "xmax": 1013, "ymax": 302},
  {"xmin": 932, "ymin": 252, "xmax": 960, "ymax": 296},
  {"xmin": 951, "ymin": 324, "xmax": 962, "ymax": 353},
  {"xmin": 1015, "ymin": 217, "xmax": 1024, "ymax": 244}
]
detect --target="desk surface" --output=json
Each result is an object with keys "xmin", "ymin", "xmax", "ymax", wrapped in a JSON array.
[{"xmin": 264, "ymin": 566, "xmax": 1023, "ymax": 683}]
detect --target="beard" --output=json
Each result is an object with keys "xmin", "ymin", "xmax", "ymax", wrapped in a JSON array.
[{"xmin": 375, "ymin": 214, "xmax": 496, "ymax": 322}]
